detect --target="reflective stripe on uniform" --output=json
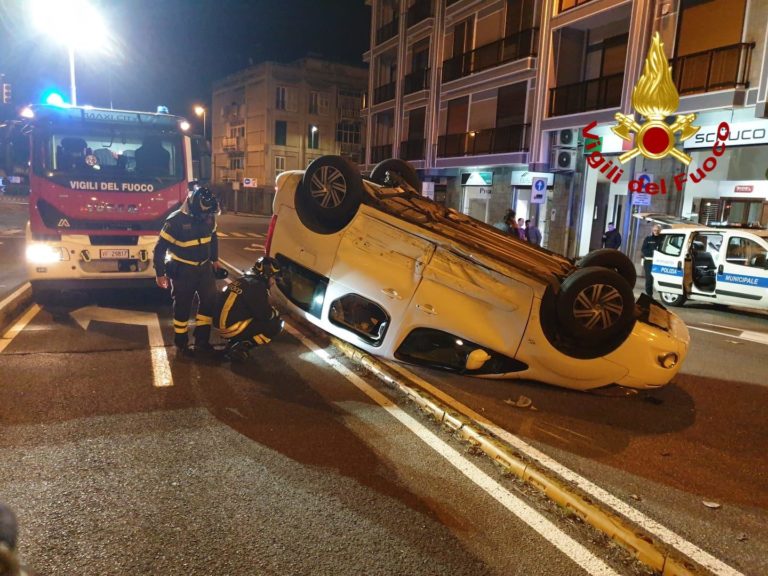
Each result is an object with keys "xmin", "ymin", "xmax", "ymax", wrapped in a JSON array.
[
  {"xmin": 218, "ymin": 292, "xmax": 238, "ymax": 330},
  {"xmin": 196, "ymin": 314, "xmax": 212, "ymax": 326},
  {"xmin": 173, "ymin": 319, "xmax": 189, "ymax": 334},
  {"xmin": 170, "ymin": 254, "xmax": 209, "ymax": 266},
  {"xmin": 160, "ymin": 229, "xmax": 212, "ymax": 247},
  {"xmin": 220, "ymin": 318, "xmax": 252, "ymax": 339},
  {"xmin": 253, "ymin": 334, "xmax": 271, "ymax": 345}
]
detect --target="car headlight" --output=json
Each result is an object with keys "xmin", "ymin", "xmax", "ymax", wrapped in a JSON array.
[
  {"xmin": 26, "ymin": 244, "xmax": 66, "ymax": 264},
  {"xmin": 658, "ymin": 352, "xmax": 679, "ymax": 369}
]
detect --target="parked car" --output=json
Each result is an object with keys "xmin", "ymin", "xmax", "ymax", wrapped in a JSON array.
[
  {"xmin": 651, "ymin": 225, "xmax": 768, "ymax": 310},
  {"xmin": 266, "ymin": 156, "xmax": 689, "ymax": 391}
]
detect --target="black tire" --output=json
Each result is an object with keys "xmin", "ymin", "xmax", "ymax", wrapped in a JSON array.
[
  {"xmin": 369, "ymin": 158, "xmax": 421, "ymax": 193},
  {"xmin": 556, "ymin": 267, "xmax": 635, "ymax": 342},
  {"xmin": 295, "ymin": 156, "xmax": 363, "ymax": 234},
  {"xmin": 578, "ymin": 249, "xmax": 637, "ymax": 288},
  {"xmin": 659, "ymin": 291, "xmax": 686, "ymax": 307}
]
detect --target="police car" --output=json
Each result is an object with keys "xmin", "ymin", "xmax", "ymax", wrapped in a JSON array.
[
  {"xmin": 266, "ymin": 156, "xmax": 690, "ymax": 391},
  {"xmin": 652, "ymin": 225, "xmax": 768, "ymax": 310}
]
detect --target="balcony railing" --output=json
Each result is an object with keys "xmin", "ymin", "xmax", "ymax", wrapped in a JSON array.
[
  {"xmin": 437, "ymin": 125, "xmax": 530, "ymax": 157},
  {"xmin": 373, "ymin": 81, "xmax": 397, "ymax": 104},
  {"xmin": 375, "ymin": 17, "xmax": 399, "ymax": 45},
  {"xmin": 222, "ymin": 136, "xmax": 244, "ymax": 152},
  {"xmin": 400, "ymin": 138, "xmax": 425, "ymax": 161},
  {"xmin": 442, "ymin": 28, "xmax": 538, "ymax": 83},
  {"xmin": 558, "ymin": 0, "xmax": 597, "ymax": 13},
  {"xmin": 548, "ymin": 73, "xmax": 623, "ymax": 117},
  {"xmin": 671, "ymin": 42, "xmax": 755, "ymax": 95},
  {"xmin": 403, "ymin": 68, "xmax": 431, "ymax": 95},
  {"xmin": 407, "ymin": 0, "xmax": 432, "ymax": 27},
  {"xmin": 371, "ymin": 144, "xmax": 393, "ymax": 163}
]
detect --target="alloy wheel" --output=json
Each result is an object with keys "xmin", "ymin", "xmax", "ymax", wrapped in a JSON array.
[
  {"xmin": 309, "ymin": 166, "xmax": 347, "ymax": 209},
  {"xmin": 571, "ymin": 283, "xmax": 625, "ymax": 331}
]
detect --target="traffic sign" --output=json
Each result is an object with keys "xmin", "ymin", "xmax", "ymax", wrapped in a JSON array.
[
  {"xmin": 632, "ymin": 193, "xmax": 652, "ymax": 206},
  {"xmin": 531, "ymin": 177, "xmax": 547, "ymax": 204}
]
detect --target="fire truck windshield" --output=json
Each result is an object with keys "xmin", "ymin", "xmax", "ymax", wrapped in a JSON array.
[{"xmin": 34, "ymin": 127, "xmax": 184, "ymax": 186}]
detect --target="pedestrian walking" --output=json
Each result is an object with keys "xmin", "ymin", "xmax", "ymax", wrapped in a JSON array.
[
  {"xmin": 602, "ymin": 222, "xmax": 622, "ymax": 249},
  {"xmin": 641, "ymin": 224, "xmax": 663, "ymax": 297},
  {"xmin": 525, "ymin": 220, "xmax": 542, "ymax": 246},
  {"xmin": 517, "ymin": 218, "xmax": 527, "ymax": 241},
  {"xmin": 153, "ymin": 185, "xmax": 222, "ymax": 356}
]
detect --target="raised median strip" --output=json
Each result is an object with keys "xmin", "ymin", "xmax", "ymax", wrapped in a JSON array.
[
  {"xmin": 0, "ymin": 283, "xmax": 32, "ymax": 336},
  {"xmin": 328, "ymin": 335, "xmax": 706, "ymax": 576}
]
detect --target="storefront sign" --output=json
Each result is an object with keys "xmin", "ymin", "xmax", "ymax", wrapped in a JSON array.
[
  {"xmin": 684, "ymin": 121, "xmax": 768, "ymax": 149},
  {"xmin": 510, "ymin": 171, "xmax": 554, "ymax": 186},
  {"xmin": 734, "ymin": 185, "xmax": 753, "ymax": 193},
  {"xmin": 717, "ymin": 180, "xmax": 768, "ymax": 198}
]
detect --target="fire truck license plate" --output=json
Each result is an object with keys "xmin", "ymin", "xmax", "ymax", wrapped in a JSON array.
[{"xmin": 100, "ymin": 249, "xmax": 130, "ymax": 259}]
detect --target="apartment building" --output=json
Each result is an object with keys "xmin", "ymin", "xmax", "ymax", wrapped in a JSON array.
[
  {"xmin": 211, "ymin": 58, "xmax": 367, "ymax": 211},
  {"xmin": 363, "ymin": 0, "xmax": 768, "ymax": 258}
]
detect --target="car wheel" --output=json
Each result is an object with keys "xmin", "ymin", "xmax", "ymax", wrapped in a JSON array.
[
  {"xmin": 296, "ymin": 155, "xmax": 363, "ymax": 234},
  {"xmin": 659, "ymin": 291, "xmax": 686, "ymax": 307},
  {"xmin": 557, "ymin": 267, "xmax": 635, "ymax": 342},
  {"xmin": 369, "ymin": 158, "xmax": 421, "ymax": 193},
  {"xmin": 577, "ymin": 249, "xmax": 637, "ymax": 288}
]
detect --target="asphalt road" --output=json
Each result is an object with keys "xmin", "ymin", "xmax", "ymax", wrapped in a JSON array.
[{"xmin": 0, "ymin": 208, "xmax": 766, "ymax": 575}]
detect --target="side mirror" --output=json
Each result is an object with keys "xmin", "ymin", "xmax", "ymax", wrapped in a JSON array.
[{"xmin": 465, "ymin": 349, "xmax": 491, "ymax": 371}]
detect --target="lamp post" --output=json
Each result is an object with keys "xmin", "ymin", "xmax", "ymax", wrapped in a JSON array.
[
  {"xmin": 194, "ymin": 105, "xmax": 207, "ymax": 140},
  {"xmin": 31, "ymin": 0, "xmax": 107, "ymax": 106}
]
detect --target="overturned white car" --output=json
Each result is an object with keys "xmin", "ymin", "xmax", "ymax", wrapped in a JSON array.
[{"xmin": 265, "ymin": 156, "xmax": 689, "ymax": 391}]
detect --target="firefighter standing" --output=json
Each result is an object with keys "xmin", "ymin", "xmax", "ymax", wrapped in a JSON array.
[
  {"xmin": 154, "ymin": 186, "xmax": 221, "ymax": 354},
  {"xmin": 215, "ymin": 257, "xmax": 284, "ymax": 361}
]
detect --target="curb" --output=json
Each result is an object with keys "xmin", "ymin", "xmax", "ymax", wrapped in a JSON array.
[
  {"xmin": 328, "ymin": 336, "xmax": 706, "ymax": 576},
  {"xmin": 0, "ymin": 283, "xmax": 32, "ymax": 336}
]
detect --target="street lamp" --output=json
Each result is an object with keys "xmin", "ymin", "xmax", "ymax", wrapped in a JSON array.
[
  {"xmin": 31, "ymin": 0, "xmax": 107, "ymax": 106},
  {"xmin": 194, "ymin": 105, "xmax": 207, "ymax": 140}
]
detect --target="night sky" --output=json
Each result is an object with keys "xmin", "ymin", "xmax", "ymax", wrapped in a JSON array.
[{"xmin": 0, "ymin": 0, "xmax": 371, "ymax": 122}]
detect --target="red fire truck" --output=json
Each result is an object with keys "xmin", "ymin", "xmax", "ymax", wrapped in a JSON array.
[{"xmin": 21, "ymin": 104, "xmax": 199, "ymax": 299}]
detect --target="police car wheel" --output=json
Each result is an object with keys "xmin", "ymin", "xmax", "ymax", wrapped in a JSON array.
[
  {"xmin": 659, "ymin": 291, "xmax": 686, "ymax": 307},
  {"xmin": 296, "ymin": 155, "xmax": 363, "ymax": 234},
  {"xmin": 369, "ymin": 158, "xmax": 421, "ymax": 194}
]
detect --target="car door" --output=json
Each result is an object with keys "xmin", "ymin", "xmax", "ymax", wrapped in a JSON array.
[
  {"xmin": 394, "ymin": 246, "xmax": 534, "ymax": 371},
  {"xmin": 652, "ymin": 231, "xmax": 689, "ymax": 298},
  {"xmin": 714, "ymin": 233, "xmax": 768, "ymax": 308},
  {"xmin": 324, "ymin": 211, "xmax": 436, "ymax": 351}
]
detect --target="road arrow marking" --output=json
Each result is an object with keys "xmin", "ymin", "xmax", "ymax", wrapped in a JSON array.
[{"xmin": 70, "ymin": 306, "xmax": 173, "ymax": 388}]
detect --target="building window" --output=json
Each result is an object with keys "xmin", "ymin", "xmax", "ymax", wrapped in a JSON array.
[
  {"xmin": 228, "ymin": 125, "xmax": 245, "ymax": 138},
  {"xmin": 276, "ymin": 86, "xmax": 287, "ymax": 110},
  {"xmin": 336, "ymin": 121, "xmax": 361, "ymax": 145},
  {"xmin": 229, "ymin": 156, "xmax": 244, "ymax": 170},
  {"xmin": 275, "ymin": 155, "xmax": 285, "ymax": 179},
  {"xmin": 309, "ymin": 92, "xmax": 319, "ymax": 115},
  {"xmin": 308, "ymin": 125, "xmax": 320, "ymax": 149},
  {"xmin": 275, "ymin": 120, "xmax": 287, "ymax": 146}
]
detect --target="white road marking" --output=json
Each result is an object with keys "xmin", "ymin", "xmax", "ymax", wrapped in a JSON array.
[
  {"xmin": 698, "ymin": 322, "xmax": 768, "ymax": 346},
  {"xmin": 284, "ymin": 322, "xmax": 620, "ymax": 576},
  {"xmin": 381, "ymin": 361, "xmax": 743, "ymax": 576},
  {"xmin": 0, "ymin": 303, "xmax": 41, "ymax": 353},
  {"xmin": 244, "ymin": 244, "xmax": 264, "ymax": 252},
  {"xmin": 228, "ymin": 232, "xmax": 246, "ymax": 237},
  {"xmin": 70, "ymin": 306, "xmax": 172, "ymax": 387}
]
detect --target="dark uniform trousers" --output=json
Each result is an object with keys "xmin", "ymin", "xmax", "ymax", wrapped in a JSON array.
[{"xmin": 170, "ymin": 262, "xmax": 217, "ymax": 348}]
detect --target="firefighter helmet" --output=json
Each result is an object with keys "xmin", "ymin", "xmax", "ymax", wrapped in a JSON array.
[
  {"xmin": 252, "ymin": 256, "xmax": 280, "ymax": 278},
  {"xmin": 189, "ymin": 186, "xmax": 219, "ymax": 216}
]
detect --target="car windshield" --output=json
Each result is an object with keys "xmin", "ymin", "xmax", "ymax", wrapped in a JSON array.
[{"xmin": 34, "ymin": 127, "xmax": 184, "ymax": 183}]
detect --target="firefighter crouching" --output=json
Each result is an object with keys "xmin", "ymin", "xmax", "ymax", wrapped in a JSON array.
[
  {"xmin": 215, "ymin": 256, "xmax": 284, "ymax": 361},
  {"xmin": 153, "ymin": 185, "xmax": 222, "ymax": 355}
]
